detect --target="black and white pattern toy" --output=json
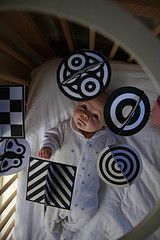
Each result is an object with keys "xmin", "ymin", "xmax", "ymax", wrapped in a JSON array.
[
  {"xmin": 57, "ymin": 49, "xmax": 111, "ymax": 101},
  {"xmin": 0, "ymin": 85, "xmax": 25, "ymax": 138},
  {"xmin": 26, "ymin": 157, "xmax": 77, "ymax": 210},
  {"xmin": 104, "ymin": 86, "xmax": 150, "ymax": 135},
  {"xmin": 97, "ymin": 144, "xmax": 142, "ymax": 187},
  {"xmin": 0, "ymin": 138, "xmax": 31, "ymax": 176}
]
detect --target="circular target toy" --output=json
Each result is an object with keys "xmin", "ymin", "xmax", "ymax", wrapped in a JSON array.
[
  {"xmin": 97, "ymin": 144, "xmax": 142, "ymax": 187},
  {"xmin": 0, "ymin": 138, "xmax": 31, "ymax": 176},
  {"xmin": 57, "ymin": 49, "xmax": 111, "ymax": 101},
  {"xmin": 104, "ymin": 86, "xmax": 150, "ymax": 136}
]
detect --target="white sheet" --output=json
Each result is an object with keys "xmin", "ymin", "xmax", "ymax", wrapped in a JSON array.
[{"xmin": 12, "ymin": 59, "xmax": 160, "ymax": 240}]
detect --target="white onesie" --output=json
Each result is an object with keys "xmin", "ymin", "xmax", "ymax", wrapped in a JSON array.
[{"xmin": 42, "ymin": 118, "xmax": 115, "ymax": 237}]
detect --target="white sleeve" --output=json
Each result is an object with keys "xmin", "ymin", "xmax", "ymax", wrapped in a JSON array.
[{"xmin": 41, "ymin": 122, "xmax": 65, "ymax": 153}]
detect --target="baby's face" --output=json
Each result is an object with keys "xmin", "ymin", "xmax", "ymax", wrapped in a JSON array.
[{"xmin": 72, "ymin": 94, "xmax": 107, "ymax": 134}]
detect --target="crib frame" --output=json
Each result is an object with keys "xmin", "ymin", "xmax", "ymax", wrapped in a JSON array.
[{"xmin": 0, "ymin": 1, "xmax": 160, "ymax": 239}]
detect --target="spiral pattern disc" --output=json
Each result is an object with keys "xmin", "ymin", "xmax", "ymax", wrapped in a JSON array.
[
  {"xmin": 97, "ymin": 144, "xmax": 142, "ymax": 187},
  {"xmin": 57, "ymin": 50, "xmax": 111, "ymax": 101}
]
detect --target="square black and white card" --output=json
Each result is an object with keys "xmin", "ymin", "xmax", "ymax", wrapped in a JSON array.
[
  {"xmin": 0, "ymin": 85, "xmax": 25, "ymax": 138},
  {"xmin": 26, "ymin": 157, "xmax": 77, "ymax": 210}
]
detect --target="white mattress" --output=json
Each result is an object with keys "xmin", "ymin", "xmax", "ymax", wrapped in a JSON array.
[{"xmin": 12, "ymin": 59, "xmax": 160, "ymax": 240}]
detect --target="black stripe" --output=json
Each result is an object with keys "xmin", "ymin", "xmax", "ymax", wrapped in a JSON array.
[
  {"xmin": 26, "ymin": 185, "xmax": 46, "ymax": 200},
  {"xmin": 60, "ymin": 164, "xmax": 75, "ymax": 182},
  {"xmin": 28, "ymin": 164, "xmax": 49, "ymax": 182},
  {"xmin": 48, "ymin": 167, "xmax": 71, "ymax": 202},
  {"xmin": 46, "ymin": 176, "xmax": 69, "ymax": 209},
  {"xmin": 29, "ymin": 160, "xmax": 49, "ymax": 172},
  {"xmin": 36, "ymin": 194, "xmax": 45, "ymax": 203},
  {"xmin": 53, "ymin": 165, "xmax": 72, "ymax": 192},
  {"xmin": 44, "ymin": 182, "xmax": 61, "ymax": 207},
  {"xmin": 27, "ymin": 175, "xmax": 47, "ymax": 192}
]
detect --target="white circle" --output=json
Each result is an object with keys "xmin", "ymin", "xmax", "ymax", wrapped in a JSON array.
[
  {"xmin": 68, "ymin": 54, "xmax": 86, "ymax": 71},
  {"xmin": 110, "ymin": 93, "xmax": 140, "ymax": 129},
  {"xmin": 81, "ymin": 78, "xmax": 100, "ymax": 96},
  {"xmin": 122, "ymin": 105, "xmax": 133, "ymax": 118},
  {"xmin": 124, "ymin": 100, "xmax": 145, "ymax": 130}
]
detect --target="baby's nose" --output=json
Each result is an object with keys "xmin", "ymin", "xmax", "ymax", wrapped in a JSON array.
[{"xmin": 81, "ymin": 112, "xmax": 89, "ymax": 120}]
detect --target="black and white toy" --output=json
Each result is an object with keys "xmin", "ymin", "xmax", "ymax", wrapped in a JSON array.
[
  {"xmin": 0, "ymin": 85, "xmax": 25, "ymax": 138},
  {"xmin": 97, "ymin": 144, "xmax": 142, "ymax": 187},
  {"xmin": 104, "ymin": 86, "xmax": 150, "ymax": 135},
  {"xmin": 26, "ymin": 157, "xmax": 77, "ymax": 210},
  {"xmin": 57, "ymin": 49, "xmax": 111, "ymax": 101},
  {"xmin": 0, "ymin": 138, "xmax": 31, "ymax": 176}
]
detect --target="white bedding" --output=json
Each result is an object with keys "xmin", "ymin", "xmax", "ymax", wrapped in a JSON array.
[{"xmin": 12, "ymin": 59, "xmax": 160, "ymax": 240}]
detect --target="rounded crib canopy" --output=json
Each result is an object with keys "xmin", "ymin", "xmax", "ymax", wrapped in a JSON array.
[{"xmin": 0, "ymin": 0, "xmax": 160, "ymax": 239}]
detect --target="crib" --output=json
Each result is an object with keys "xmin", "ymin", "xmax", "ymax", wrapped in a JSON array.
[{"xmin": 0, "ymin": 1, "xmax": 160, "ymax": 240}]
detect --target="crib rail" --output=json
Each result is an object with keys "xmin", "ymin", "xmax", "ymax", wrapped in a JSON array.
[{"xmin": 0, "ymin": 174, "xmax": 18, "ymax": 240}]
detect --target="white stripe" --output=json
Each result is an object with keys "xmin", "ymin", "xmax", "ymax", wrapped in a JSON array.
[
  {"xmin": 47, "ymin": 172, "xmax": 70, "ymax": 206},
  {"xmin": 28, "ymin": 191, "xmax": 45, "ymax": 202},
  {"xmin": 29, "ymin": 161, "xmax": 49, "ymax": 177},
  {"xmin": 46, "ymin": 181, "xmax": 65, "ymax": 208},
  {"xmin": 56, "ymin": 165, "xmax": 73, "ymax": 186},
  {"xmin": 44, "ymin": 190, "xmax": 55, "ymax": 206},
  {"xmin": 50, "ymin": 167, "xmax": 72, "ymax": 197},
  {"xmin": 28, "ymin": 169, "xmax": 48, "ymax": 187},
  {"xmin": 66, "ymin": 166, "xmax": 75, "ymax": 177},
  {"xmin": 27, "ymin": 182, "xmax": 46, "ymax": 196}
]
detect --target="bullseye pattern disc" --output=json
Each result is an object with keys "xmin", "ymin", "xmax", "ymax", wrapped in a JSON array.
[
  {"xmin": 57, "ymin": 50, "xmax": 111, "ymax": 101},
  {"xmin": 97, "ymin": 144, "xmax": 142, "ymax": 187},
  {"xmin": 104, "ymin": 87, "xmax": 150, "ymax": 135}
]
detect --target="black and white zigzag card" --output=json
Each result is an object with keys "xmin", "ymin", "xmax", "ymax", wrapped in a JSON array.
[
  {"xmin": 104, "ymin": 86, "xmax": 150, "ymax": 135},
  {"xmin": 0, "ymin": 85, "xmax": 25, "ymax": 138},
  {"xmin": 57, "ymin": 49, "xmax": 111, "ymax": 101},
  {"xmin": 97, "ymin": 144, "xmax": 142, "ymax": 187},
  {"xmin": 26, "ymin": 157, "xmax": 77, "ymax": 210}
]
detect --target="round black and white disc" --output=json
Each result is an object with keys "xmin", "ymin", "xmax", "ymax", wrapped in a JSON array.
[
  {"xmin": 57, "ymin": 49, "xmax": 111, "ymax": 101},
  {"xmin": 97, "ymin": 144, "xmax": 142, "ymax": 187},
  {"xmin": 0, "ymin": 138, "xmax": 31, "ymax": 176},
  {"xmin": 104, "ymin": 87, "xmax": 150, "ymax": 135}
]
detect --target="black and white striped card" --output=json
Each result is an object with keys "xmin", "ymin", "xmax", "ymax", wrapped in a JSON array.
[{"xmin": 26, "ymin": 157, "xmax": 77, "ymax": 210}]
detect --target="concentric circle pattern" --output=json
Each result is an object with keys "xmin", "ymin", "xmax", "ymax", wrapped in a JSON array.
[
  {"xmin": 104, "ymin": 86, "xmax": 150, "ymax": 135},
  {"xmin": 57, "ymin": 50, "xmax": 111, "ymax": 101},
  {"xmin": 97, "ymin": 144, "xmax": 142, "ymax": 187}
]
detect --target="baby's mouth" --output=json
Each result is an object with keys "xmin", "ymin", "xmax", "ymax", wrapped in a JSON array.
[{"xmin": 77, "ymin": 117, "xmax": 86, "ymax": 126}]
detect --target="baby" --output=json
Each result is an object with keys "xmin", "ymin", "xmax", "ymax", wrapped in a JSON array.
[{"xmin": 38, "ymin": 92, "xmax": 115, "ymax": 239}]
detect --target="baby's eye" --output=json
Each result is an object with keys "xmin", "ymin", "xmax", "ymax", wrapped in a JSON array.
[
  {"xmin": 80, "ymin": 104, "xmax": 87, "ymax": 110},
  {"xmin": 93, "ymin": 114, "xmax": 99, "ymax": 120}
]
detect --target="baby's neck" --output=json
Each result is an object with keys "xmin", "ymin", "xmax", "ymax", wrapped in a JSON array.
[{"xmin": 81, "ymin": 130, "xmax": 95, "ymax": 138}]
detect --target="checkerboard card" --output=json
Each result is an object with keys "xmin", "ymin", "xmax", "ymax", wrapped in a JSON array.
[{"xmin": 0, "ymin": 85, "xmax": 25, "ymax": 138}]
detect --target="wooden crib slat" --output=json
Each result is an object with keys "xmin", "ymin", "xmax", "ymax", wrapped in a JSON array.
[
  {"xmin": 0, "ymin": 190, "xmax": 17, "ymax": 215},
  {"xmin": 0, "ymin": 73, "xmax": 30, "ymax": 86},
  {"xmin": 59, "ymin": 18, "xmax": 74, "ymax": 52},
  {"xmin": 1, "ymin": 220, "xmax": 15, "ymax": 240},
  {"xmin": 0, "ymin": 205, "xmax": 16, "ymax": 232},
  {"xmin": 89, "ymin": 29, "xmax": 96, "ymax": 50},
  {"xmin": 0, "ymin": 40, "xmax": 33, "ymax": 68},
  {"xmin": 0, "ymin": 175, "xmax": 18, "ymax": 196}
]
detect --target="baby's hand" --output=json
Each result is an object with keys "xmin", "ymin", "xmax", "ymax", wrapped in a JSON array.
[{"xmin": 38, "ymin": 147, "xmax": 53, "ymax": 159}]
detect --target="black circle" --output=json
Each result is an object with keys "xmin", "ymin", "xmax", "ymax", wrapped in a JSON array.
[
  {"xmin": 104, "ymin": 86, "xmax": 150, "ymax": 136},
  {"xmin": 17, "ymin": 148, "xmax": 22, "ymax": 153},
  {"xmin": 71, "ymin": 57, "xmax": 82, "ymax": 68},
  {"xmin": 57, "ymin": 49, "xmax": 111, "ymax": 101},
  {"xmin": 7, "ymin": 141, "xmax": 13, "ymax": 149},
  {"xmin": 14, "ymin": 160, "xmax": 18, "ymax": 164},
  {"xmin": 2, "ymin": 160, "xmax": 8, "ymax": 167},
  {"xmin": 97, "ymin": 145, "xmax": 142, "ymax": 186}
]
